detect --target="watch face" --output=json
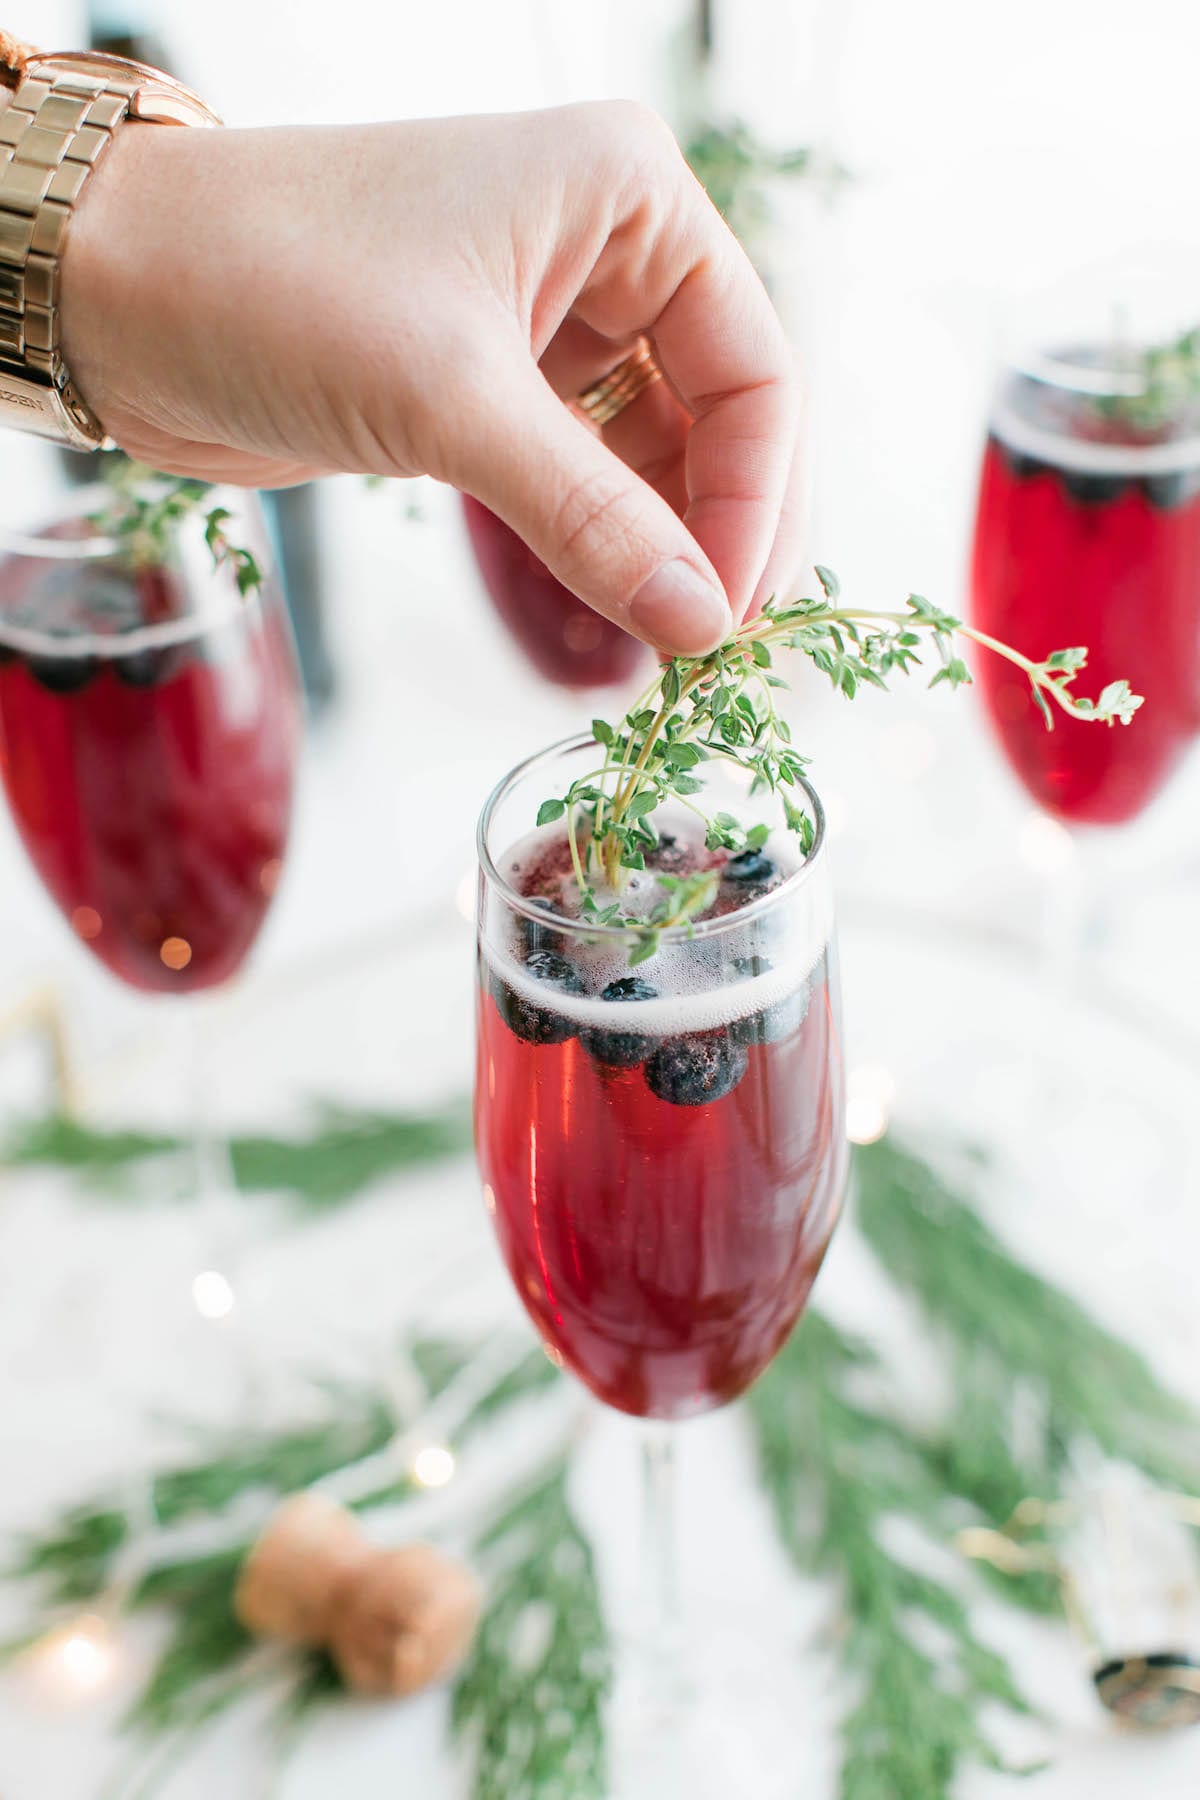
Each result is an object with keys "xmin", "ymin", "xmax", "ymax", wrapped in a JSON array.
[{"xmin": 30, "ymin": 52, "xmax": 221, "ymax": 127}]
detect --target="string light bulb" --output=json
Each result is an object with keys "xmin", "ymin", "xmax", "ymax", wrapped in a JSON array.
[
  {"xmin": 37, "ymin": 1614, "xmax": 117, "ymax": 1697},
  {"xmin": 192, "ymin": 1269, "xmax": 236, "ymax": 1320},
  {"xmin": 846, "ymin": 1064, "xmax": 896, "ymax": 1146},
  {"xmin": 411, "ymin": 1444, "xmax": 456, "ymax": 1489}
]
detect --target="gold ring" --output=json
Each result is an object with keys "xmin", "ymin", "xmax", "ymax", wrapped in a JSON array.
[{"xmin": 574, "ymin": 340, "xmax": 664, "ymax": 428}]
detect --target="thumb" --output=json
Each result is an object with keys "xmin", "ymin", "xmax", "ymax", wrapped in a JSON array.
[{"xmin": 448, "ymin": 365, "xmax": 732, "ymax": 657}]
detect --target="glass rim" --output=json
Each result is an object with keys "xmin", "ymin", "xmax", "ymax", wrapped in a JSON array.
[
  {"xmin": 476, "ymin": 730, "xmax": 828, "ymax": 945},
  {"xmin": 1008, "ymin": 345, "xmax": 1167, "ymax": 400},
  {"xmin": 0, "ymin": 482, "xmax": 262, "ymax": 659}
]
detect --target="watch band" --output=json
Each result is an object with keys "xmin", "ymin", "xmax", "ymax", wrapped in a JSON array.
[{"xmin": 0, "ymin": 54, "xmax": 219, "ymax": 451}]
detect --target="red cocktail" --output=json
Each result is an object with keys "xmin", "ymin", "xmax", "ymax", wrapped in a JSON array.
[
  {"xmin": 0, "ymin": 493, "xmax": 300, "ymax": 991},
  {"xmin": 970, "ymin": 359, "xmax": 1200, "ymax": 825},
  {"xmin": 475, "ymin": 738, "xmax": 845, "ymax": 1422},
  {"xmin": 462, "ymin": 494, "xmax": 649, "ymax": 691}
]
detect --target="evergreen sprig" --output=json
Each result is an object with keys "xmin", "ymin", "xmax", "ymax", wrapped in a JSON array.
[
  {"xmin": 540, "ymin": 570, "xmax": 1142, "ymax": 961},
  {"xmin": 684, "ymin": 120, "xmax": 846, "ymax": 248},
  {"xmin": 746, "ymin": 1138, "xmax": 1200, "ymax": 1800},
  {"xmin": 7, "ymin": 1136, "xmax": 1199, "ymax": 1799},
  {"xmin": 89, "ymin": 457, "xmax": 264, "ymax": 597},
  {"xmin": 1096, "ymin": 325, "xmax": 1200, "ymax": 435},
  {"xmin": 3, "ymin": 1099, "xmax": 473, "ymax": 1209},
  {"xmin": 451, "ymin": 1459, "xmax": 610, "ymax": 1800},
  {"xmin": 3, "ymin": 1337, "xmax": 563, "ymax": 1771},
  {"xmin": 749, "ymin": 1314, "xmax": 1040, "ymax": 1798},
  {"xmin": 854, "ymin": 1138, "xmax": 1200, "ymax": 1509}
]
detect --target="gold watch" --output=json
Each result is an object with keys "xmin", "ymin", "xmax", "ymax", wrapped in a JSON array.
[{"xmin": 0, "ymin": 50, "xmax": 220, "ymax": 451}]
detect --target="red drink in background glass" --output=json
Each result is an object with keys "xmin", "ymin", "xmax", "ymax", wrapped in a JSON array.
[
  {"xmin": 0, "ymin": 516, "xmax": 300, "ymax": 992},
  {"xmin": 970, "ymin": 366, "xmax": 1200, "ymax": 825},
  {"xmin": 474, "ymin": 750, "xmax": 846, "ymax": 1423},
  {"xmin": 461, "ymin": 494, "xmax": 649, "ymax": 691}
]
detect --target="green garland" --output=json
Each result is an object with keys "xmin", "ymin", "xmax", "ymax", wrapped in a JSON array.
[
  {"xmin": 4, "ymin": 1136, "xmax": 1198, "ymax": 1799},
  {"xmin": 3, "ymin": 1100, "xmax": 473, "ymax": 1209},
  {"xmin": 452, "ymin": 1461, "xmax": 609, "ymax": 1800}
]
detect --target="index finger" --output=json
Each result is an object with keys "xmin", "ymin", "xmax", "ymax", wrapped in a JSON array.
[
  {"xmin": 652, "ymin": 223, "xmax": 800, "ymax": 622},
  {"xmin": 574, "ymin": 149, "xmax": 799, "ymax": 624}
]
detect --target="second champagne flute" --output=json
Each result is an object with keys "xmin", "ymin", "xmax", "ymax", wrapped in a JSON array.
[{"xmin": 0, "ymin": 482, "xmax": 302, "ymax": 1306}]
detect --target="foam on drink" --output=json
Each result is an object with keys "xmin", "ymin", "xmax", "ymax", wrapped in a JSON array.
[{"xmin": 482, "ymin": 810, "xmax": 832, "ymax": 1039}]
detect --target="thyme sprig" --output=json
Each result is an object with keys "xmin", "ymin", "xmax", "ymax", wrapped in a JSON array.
[
  {"xmin": 537, "ymin": 568, "xmax": 1142, "ymax": 961},
  {"xmin": 1096, "ymin": 324, "xmax": 1200, "ymax": 435},
  {"xmin": 89, "ymin": 457, "xmax": 264, "ymax": 597},
  {"xmin": 684, "ymin": 120, "xmax": 847, "ymax": 250}
]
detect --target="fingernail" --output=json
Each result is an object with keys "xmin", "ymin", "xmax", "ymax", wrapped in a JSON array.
[{"xmin": 628, "ymin": 561, "xmax": 732, "ymax": 655}]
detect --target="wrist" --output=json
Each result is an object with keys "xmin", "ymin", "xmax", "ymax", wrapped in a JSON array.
[{"xmin": 58, "ymin": 119, "xmax": 159, "ymax": 434}]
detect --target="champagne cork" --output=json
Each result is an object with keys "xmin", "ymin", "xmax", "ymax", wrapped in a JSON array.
[
  {"xmin": 328, "ymin": 1542, "xmax": 483, "ymax": 1697},
  {"xmin": 234, "ymin": 1493, "xmax": 372, "ymax": 1646}
]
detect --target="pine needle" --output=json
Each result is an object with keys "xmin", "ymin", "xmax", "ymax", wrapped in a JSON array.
[
  {"xmin": 747, "ymin": 1313, "xmax": 1035, "ymax": 1800},
  {"xmin": 452, "ymin": 1458, "xmax": 610, "ymax": 1800},
  {"xmin": 854, "ymin": 1139, "xmax": 1200, "ymax": 1497},
  {"xmin": 3, "ymin": 1100, "xmax": 473, "ymax": 1209}
]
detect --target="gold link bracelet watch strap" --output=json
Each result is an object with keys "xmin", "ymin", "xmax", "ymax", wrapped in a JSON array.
[{"xmin": 0, "ymin": 51, "xmax": 219, "ymax": 450}]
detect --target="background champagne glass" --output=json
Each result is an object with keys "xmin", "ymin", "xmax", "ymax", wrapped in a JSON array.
[
  {"xmin": 969, "ymin": 273, "xmax": 1200, "ymax": 968},
  {"xmin": 0, "ymin": 482, "xmax": 302, "ymax": 1311},
  {"xmin": 461, "ymin": 497, "xmax": 651, "ymax": 693}
]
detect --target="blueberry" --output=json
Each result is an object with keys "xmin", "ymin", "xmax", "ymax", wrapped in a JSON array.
[
  {"xmin": 114, "ymin": 646, "xmax": 182, "ymax": 689},
  {"xmin": 521, "ymin": 896, "xmax": 564, "ymax": 959},
  {"xmin": 644, "ymin": 1029, "xmax": 748, "ymax": 1107},
  {"xmin": 995, "ymin": 440, "xmax": 1049, "ymax": 483},
  {"xmin": 26, "ymin": 653, "xmax": 97, "ymax": 693},
  {"xmin": 580, "ymin": 976, "xmax": 658, "ymax": 1069},
  {"xmin": 724, "ymin": 849, "xmax": 776, "ymax": 886},
  {"xmin": 493, "ymin": 950, "xmax": 584, "ymax": 1045},
  {"xmin": 1060, "ymin": 470, "xmax": 1129, "ymax": 507},
  {"xmin": 1143, "ymin": 469, "xmax": 1200, "ymax": 510},
  {"xmin": 647, "ymin": 831, "xmax": 691, "ymax": 874}
]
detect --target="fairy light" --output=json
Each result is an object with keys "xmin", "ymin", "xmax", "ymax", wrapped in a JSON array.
[
  {"xmin": 192, "ymin": 1269, "xmax": 236, "ymax": 1320},
  {"xmin": 412, "ymin": 1444, "xmax": 456, "ymax": 1489},
  {"xmin": 846, "ymin": 1064, "xmax": 896, "ymax": 1146},
  {"xmin": 69, "ymin": 905, "xmax": 102, "ymax": 941},
  {"xmin": 38, "ymin": 1614, "xmax": 116, "ymax": 1696},
  {"xmin": 160, "ymin": 936, "xmax": 193, "ymax": 972}
]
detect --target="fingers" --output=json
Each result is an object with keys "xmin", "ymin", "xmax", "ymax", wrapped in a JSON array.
[
  {"xmin": 448, "ymin": 351, "xmax": 732, "ymax": 656},
  {"xmin": 569, "ymin": 118, "xmax": 800, "ymax": 624},
  {"xmin": 539, "ymin": 324, "xmax": 691, "ymax": 517},
  {"xmin": 653, "ymin": 265, "xmax": 798, "ymax": 625},
  {"xmin": 749, "ymin": 411, "xmax": 807, "ymax": 616}
]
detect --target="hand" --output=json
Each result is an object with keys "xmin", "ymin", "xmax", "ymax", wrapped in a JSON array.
[{"xmin": 61, "ymin": 104, "xmax": 802, "ymax": 656}]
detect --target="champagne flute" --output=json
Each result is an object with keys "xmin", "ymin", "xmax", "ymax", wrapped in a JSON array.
[
  {"xmin": 474, "ymin": 733, "xmax": 846, "ymax": 1783},
  {"xmin": 0, "ymin": 481, "xmax": 302, "ymax": 1309}
]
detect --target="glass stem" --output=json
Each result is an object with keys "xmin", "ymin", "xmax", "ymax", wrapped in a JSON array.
[
  {"xmin": 641, "ymin": 1426, "xmax": 684, "ymax": 1673},
  {"xmin": 181, "ymin": 997, "xmax": 242, "ymax": 1310}
]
